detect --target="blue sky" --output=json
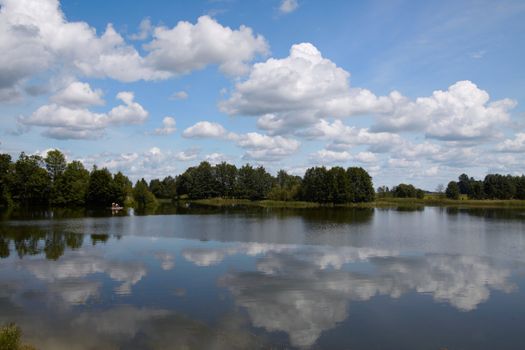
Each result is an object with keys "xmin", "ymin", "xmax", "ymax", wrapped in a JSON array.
[{"xmin": 0, "ymin": 0, "xmax": 524, "ymax": 189}]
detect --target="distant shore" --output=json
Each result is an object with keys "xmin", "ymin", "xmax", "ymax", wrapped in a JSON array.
[{"xmin": 178, "ymin": 197, "xmax": 525, "ymax": 209}]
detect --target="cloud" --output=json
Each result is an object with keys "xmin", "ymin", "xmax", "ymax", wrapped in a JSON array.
[
  {"xmin": 182, "ymin": 121, "xmax": 231, "ymax": 139},
  {"xmin": 144, "ymin": 15, "xmax": 269, "ymax": 76},
  {"xmin": 0, "ymin": 1, "xmax": 268, "ymax": 101},
  {"xmin": 182, "ymin": 121, "xmax": 300, "ymax": 161},
  {"xmin": 310, "ymin": 149, "xmax": 352, "ymax": 164},
  {"xmin": 174, "ymin": 148, "xmax": 200, "ymax": 161},
  {"xmin": 279, "ymin": 0, "xmax": 299, "ymax": 14},
  {"xmin": 205, "ymin": 152, "xmax": 229, "ymax": 164},
  {"xmin": 20, "ymin": 89, "xmax": 148, "ymax": 139},
  {"xmin": 78, "ymin": 147, "xmax": 200, "ymax": 180},
  {"xmin": 355, "ymin": 151, "xmax": 378, "ymax": 163},
  {"xmin": 129, "ymin": 17, "xmax": 152, "ymax": 41},
  {"xmin": 170, "ymin": 90, "xmax": 189, "ymax": 100},
  {"xmin": 375, "ymin": 80, "xmax": 517, "ymax": 141},
  {"xmin": 220, "ymin": 42, "xmax": 516, "ymax": 143},
  {"xmin": 220, "ymin": 43, "xmax": 396, "ymax": 133},
  {"xmin": 237, "ymin": 132, "xmax": 300, "ymax": 161},
  {"xmin": 153, "ymin": 116, "xmax": 177, "ymax": 135},
  {"xmin": 301, "ymin": 119, "xmax": 403, "ymax": 153},
  {"xmin": 496, "ymin": 133, "xmax": 525, "ymax": 153},
  {"xmin": 51, "ymin": 81, "xmax": 105, "ymax": 108},
  {"xmin": 309, "ymin": 149, "xmax": 378, "ymax": 165}
]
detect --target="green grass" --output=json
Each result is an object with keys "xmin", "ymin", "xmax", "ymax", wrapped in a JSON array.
[
  {"xmin": 181, "ymin": 197, "xmax": 525, "ymax": 209},
  {"xmin": 375, "ymin": 197, "xmax": 525, "ymax": 208},
  {"xmin": 186, "ymin": 198, "xmax": 320, "ymax": 208}
]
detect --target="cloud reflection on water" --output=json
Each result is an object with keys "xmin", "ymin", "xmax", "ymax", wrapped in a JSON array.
[{"xmin": 213, "ymin": 244, "xmax": 517, "ymax": 347}]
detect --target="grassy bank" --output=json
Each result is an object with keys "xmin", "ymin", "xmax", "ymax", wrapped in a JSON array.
[{"xmin": 180, "ymin": 197, "xmax": 525, "ymax": 209}]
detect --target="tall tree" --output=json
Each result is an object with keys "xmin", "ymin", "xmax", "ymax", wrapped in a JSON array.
[
  {"xmin": 328, "ymin": 166, "xmax": 350, "ymax": 204},
  {"xmin": 86, "ymin": 167, "xmax": 114, "ymax": 206},
  {"xmin": 44, "ymin": 149, "xmax": 67, "ymax": 182},
  {"xmin": 445, "ymin": 181, "xmax": 460, "ymax": 200},
  {"xmin": 214, "ymin": 162, "xmax": 238, "ymax": 198},
  {"xmin": 133, "ymin": 178, "xmax": 158, "ymax": 208},
  {"xmin": 347, "ymin": 167, "xmax": 375, "ymax": 202},
  {"xmin": 11, "ymin": 152, "xmax": 50, "ymax": 205},
  {"xmin": 236, "ymin": 164, "xmax": 273, "ymax": 200},
  {"xmin": 0, "ymin": 154, "xmax": 13, "ymax": 207},
  {"xmin": 301, "ymin": 167, "xmax": 330, "ymax": 203},
  {"xmin": 161, "ymin": 176, "xmax": 177, "ymax": 199},
  {"xmin": 58, "ymin": 161, "xmax": 90, "ymax": 206},
  {"xmin": 188, "ymin": 162, "xmax": 218, "ymax": 199},
  {"xmin": 112, "ymin": 171, "xmax": 132, "ymax": 205}
]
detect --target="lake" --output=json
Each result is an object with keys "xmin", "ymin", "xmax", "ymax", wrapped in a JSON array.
[{"xmin": 1, "ymin": 205, "xmax": 525, "ymax": 349}]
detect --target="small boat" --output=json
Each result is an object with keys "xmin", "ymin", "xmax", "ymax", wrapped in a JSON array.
[{"xmin": 109, "ymin": 206, "xmax": 124, "ymax": 210}]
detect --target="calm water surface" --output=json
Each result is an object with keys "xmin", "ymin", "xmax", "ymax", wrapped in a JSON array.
[{"xmin": 1, "ymin": 205, "xmax": 525, "ymax": 349}]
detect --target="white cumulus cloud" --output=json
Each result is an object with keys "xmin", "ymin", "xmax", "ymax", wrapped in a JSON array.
[
  {"xmin": 20, "ymin": 89, "xmax": 148, "ymax": 139},
  {"xmin": 51, "ymin": 81, "xmax": 105, "ymax": 108},
  {"xmin": 153, "ymin": 116, "xmax": 177, "ymax": 135},
  {"xmin": 144, "ymin": 15, "xmax": 269, "ymax": 77}
]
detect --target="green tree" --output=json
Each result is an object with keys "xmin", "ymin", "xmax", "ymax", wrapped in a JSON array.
[
  {"xmin": 161, "ymin": 176, "xmax": 177, "ymax": 199},
  {"xmin": 327, "ymin": 167, "xmax": 350, "ymax": 204},
  {"xmin": 392, "ymin": 183, "xmax": 421, "ymax": 198},
  {"xmin": 483, "ymin": 174, "xmax": 515, "ymax": 199},
  {"xmin": 44, "ymin": 149, "xmax": 67, "ymax": 182},
  {"xmin": 514, "ymin": 176, "xmax": 525, "ymax": 200},
  {"xmin": 469, "ymin": 180, "xmax": 485, "ymax": 199},
  {"xmin": 187, "ymin": 162, "xmax": 218, "ymax": 199},
  {"xmin": 457, "ymin": 173, "xmax": 471, "ymax": 196},
  {"xmin": 11, "ymin": 152, "xmax": 50, "ymax": 205},
  {"xmin": 268, "ymin": 170, "xmax": 301, "ymax": 201},
  {"xmin": 236, "ymin": 164, "xmax": 273, "ymax": 200},
  {"xmin": 445, "ymin": 181, "xmax": 460, "ymax": 199},
  {"xmin": 149, "ymin": 178, "xmax": 164, "ymax": 198},
  {"xmin": 0, "ymin": 154, "xmax": 13, "ymax": 207},
  {"xmin": 347, "ymin": 167, "xmax": 375, "ymax": 202},
  {"xmin": 86, "ymin": 167, "xmax": 114, "ymax": 206},
  {"xmin": 175, "ymin": 170, "xmax": 193, "ymax": 198},
  {"xmin": 112, "ymin": 171, "xmax": 132, "ymax": 205},
  {"xmin": 58, "ymin": 161, "xmax": 90, "ymax": 206},
  {"xmin": 133, "ymin": 178, "xmax": 158, "ymax": 208},
  {"xmin": 301, "ymin": 167, "xmax": 330, "ymax": 203},
  {"xmin": 214, "ymin": 162, "xmax": 238, "ymax": 198}
]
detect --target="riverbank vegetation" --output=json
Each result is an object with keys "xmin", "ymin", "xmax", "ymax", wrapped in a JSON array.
[
  {"xmin": 0, "ymin": 323, "xmax": 35, "ymax": 350},
  {"xmin": 1, "ymin": 150, "xmax": 525, "ymax": 209}
]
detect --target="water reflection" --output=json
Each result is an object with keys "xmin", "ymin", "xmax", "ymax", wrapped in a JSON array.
[
  {"xmin": 0, "ymin": 227, "xmax": 114, "ymax": 260},
  {"xmin": 218, "ymin": 246, "xmax": 517, "ymax": 347},
  {"xmin": 0, "ymin": 207, "xmax": 524, "ymax": 349}
]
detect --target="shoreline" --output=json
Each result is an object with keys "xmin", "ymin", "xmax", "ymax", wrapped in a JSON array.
[{"xmin": 180, "ymin": 197, "xmax": 525, "ymax": 209}]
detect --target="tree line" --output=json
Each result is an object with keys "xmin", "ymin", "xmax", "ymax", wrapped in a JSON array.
[
  {"xmin": 2, "ymin": 150, "xmax": 524, "ymax": 207},
  {"xmin": 172, "ymin": 162, "xmax": 375, "ymax": 203},
  {"xmin": 445, "ymin": 173, "xmax": 525, "ymax": 200},
  {"xmin": 0, "ymin": 150, "xmax": 376, "ymax": 207},
  {"xmin": 0, "ymin": 150, "xmax": 156, "ymax": 209},
  {"xmin": 376, "ymin": 184, "xmax": 426, "ymax": 199}
]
